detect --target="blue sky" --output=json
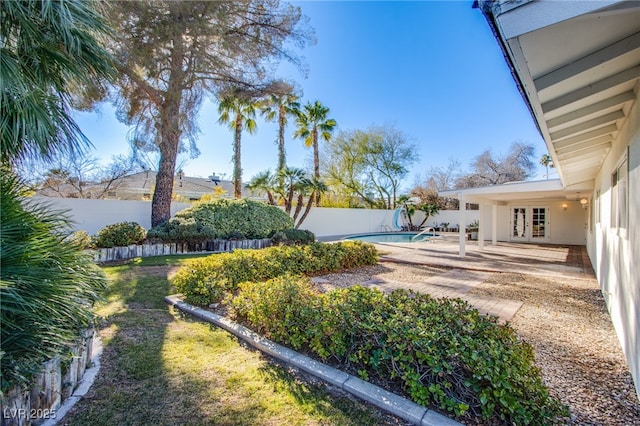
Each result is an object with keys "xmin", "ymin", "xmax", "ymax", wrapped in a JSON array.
[{"xmin": 74, "ymin": 1, "xmax": 548, "ymax": 189}]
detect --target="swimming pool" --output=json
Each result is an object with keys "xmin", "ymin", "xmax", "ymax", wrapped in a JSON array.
[{"xmin": 344, "ymin": 232, "xmax": 436, "ymax": 243}]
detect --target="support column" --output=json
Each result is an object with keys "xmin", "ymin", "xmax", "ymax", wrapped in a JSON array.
[
  {"xmin": 459, "ymin": 194, "xmax": 466, "ymax": 258},
  {"xmin": 478, "ymin": 203, "xmax": 485, "ymax": 250},
  {"xmin": 492, "ymin": 204, "xmax": 498, "ymax": 245}
]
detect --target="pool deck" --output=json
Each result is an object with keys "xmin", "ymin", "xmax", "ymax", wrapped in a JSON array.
[
  {"xmin": 324, "ymin": 234, "xmax": 596, "ymax": 322},
  {"xmin": 375, "ymin": 238, "xmax": 594, "ymax": 279}
]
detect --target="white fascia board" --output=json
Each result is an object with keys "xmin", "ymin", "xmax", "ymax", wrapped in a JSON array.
[
  {"xmin": 495, "ymin": 0, "xmax": 620, "ymax": 39},
  {"xmin": 504, "ymin": 37, "xmax": 566, "ymax": 185},
  {"xmin": 440, "ymin": 179, "xmax": 564, "ymax": 198}
]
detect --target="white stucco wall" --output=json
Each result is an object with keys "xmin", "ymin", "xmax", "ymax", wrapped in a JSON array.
[
  {"xmin": 587, "ymin": 89, "xmax": 640, "ymax": 399},
  {"xmin": 26, "ymin": 198, "xmax": 480, "ymax": 239},
  {"xmin": 31, "ymin": 197, "xmax": 191, "ymax": 235},
  {"xmin": 475, "ymin": 201, "xmax": 586, "ymax": 245},
  {"xmin": 301, "ymin": 208, "xmax": 479, "ymax": 237},
  {"xmin": 296, "ymin": 207, "xmax": 395, "ymax": 236}
]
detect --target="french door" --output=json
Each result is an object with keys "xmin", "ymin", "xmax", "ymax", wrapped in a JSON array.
[{"xmin": 510, "ymin": 206, "xmax": 549, "ymax": 242}]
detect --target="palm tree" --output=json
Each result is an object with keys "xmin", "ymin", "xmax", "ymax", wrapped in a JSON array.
[
  {"xmin": 540, "ymin": 154, "xmax": 554, "ymax": 179},
  {"xmin": 293, "ymin": 101, "xmax": 336, "ymax": 204},
  {"xmin": 1, "ymin": 0, "xmax": 115, "ymax": 166},
  {"xmin": 260, "ymin": 88, "xmax": 300, "ymax": 174},
  {"xmin": 1, "ymin": 171, "xmax": 107, "ymax": 389},
  {"xmin": 218, "ymin": 96, "xmax": 258, "ymax": 198},
  {"xmin": 276, "ymin": 167, "xmax": 306, "ymax": 214},
  {"xmin": 417, "ymin": 204, "xmax": 439, "ymax": 229},
  {"xmin": 295, "ymin": 177, "xmax": 328, "ymax": 228},
  {"xmin": 246, "ymin": 170, "xmax": 277, "ymax": 205},
  {"xmin": 1, "ymin": 0, "xmax": 111, "ymax": 390}
]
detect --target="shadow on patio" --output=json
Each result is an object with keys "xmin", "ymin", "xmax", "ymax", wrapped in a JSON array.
[{"xmin": 376, "ymin": 241, "xmax": 595, "ymax": 279}]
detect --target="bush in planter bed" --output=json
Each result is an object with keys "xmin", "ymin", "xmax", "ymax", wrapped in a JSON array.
[
  {"xmin": 228, "ymin": 278, "xmax": 568, "ymax": 425},
  {"xmin": 67, "ymin": 230, "xmax": 93, "ymax": 249},
  {"xmin": 270, "ymin": 229, "xmax": 315, "ymax": 245},
  {"xmin": 172, "ymin": 241, "xmax": 378, "ymax": 306},
  {"xmin": 94, "ymin": 222, "xmax": 146, "ymax": 248},
  {"xmin": 148, "ymin": 199, "xmax": 293, "ymax": 244}
]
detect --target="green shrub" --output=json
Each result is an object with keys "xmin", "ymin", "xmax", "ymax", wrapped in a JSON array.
[
  {"xmin": 147, "ymin": 217, "xmax": 215, "ymax": 245},
  {"xmin": 67, "ymin": 230, "xmax": 93, "ymax": 249},
  {"xmin": 94, "ymin": 222, "xmax": 146, "ymax": 248},
  {"xmin": 271, "ymin": 229, "xmax": 316, "ymax": 245},
  {"xmin": 373, "ymin": 291, "xmax": 566, "ymax": 422},
  {"xmin": 148, "ymin": 199, "xmax": 293, "ymax": 244},
  {"xmin": 228, "ymin": 275, "xmax": 319, "ymax": 349},
  {"xmin": 308, "ymin": 285, "xmax": 389, "ymax": 362},
  {"xmin": 172, "ymin": 241, "xmax": 378, "ymax": 306},
  {"xmin": 226, "ymin": 278, "xmax": 567, "ymax": 424},
  {"xmin": 1, "ymin": 172, "xmax": 107, "ymax": 392},
  {"xmin": 175, "ymin": 229, "xmax": 564, "ymax": 423}
]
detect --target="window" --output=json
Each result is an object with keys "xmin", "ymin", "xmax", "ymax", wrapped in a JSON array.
[{"xmin": 611, "ymin": 151, "xmax": 628, "ymax": 236}]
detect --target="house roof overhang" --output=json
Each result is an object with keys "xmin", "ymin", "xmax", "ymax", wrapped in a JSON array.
[
  {"xmin": 475, "ymin": 0, "xmax": 640, "ymax": 191},
  {"xmin": 439, "ymin": 179, "xmax": 592, "ymax": 204}
]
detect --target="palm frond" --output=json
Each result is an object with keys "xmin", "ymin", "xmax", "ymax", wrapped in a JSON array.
[
  {"xmin": 1, "ymin": 0, "xmax": 115, "ymax": 164},
  {"xmin": 0, "ymin": 169, "xmax": 107, "ymax": 392}
]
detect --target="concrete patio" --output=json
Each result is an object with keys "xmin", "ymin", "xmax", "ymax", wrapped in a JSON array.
[
  {"xmin": 375, "ymin": 239, "xmax": 595, "ymax": 279},
  {"xmin": 359, "ymin": 239, "xmax": 596, "ymax": 323}
]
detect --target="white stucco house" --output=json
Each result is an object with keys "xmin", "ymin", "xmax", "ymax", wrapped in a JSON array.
[{"xmin": 441, "ymin": 1, "xmax": 639, "ymax": 399}]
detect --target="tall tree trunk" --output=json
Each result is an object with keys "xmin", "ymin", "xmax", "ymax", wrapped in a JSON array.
[
  {"xmin": 295, "ymin": 191, "xmax": 315, "ymax": 229},
  {"xmin": 151, "ymin": 35, "xmax": 183, "ymax": 227},
  {"xmin": 285, "ymin": 181, "xmax": 295, "ymax": 214},
  {"xmin": 151, "ymin": 141, "xmax": 178, "ymax": 227},
  {"xmin": 278, "ymin": 105, "xmax": 286, "ymax": 173},
  {"xmin": 312, "ymin": 127, "xmax": 319, "ymax": 180},
  {"xmin": 233, "ymin": 114, "xmax": 243, "ymax": 199},
  {"xmin": 266, "ymin": 190, "xmax": 275, "ymax": 205},
  {"xmin": 292, "ymin": 193, "xmax": 304, "ymax": 221},
  {"xmin": 152, "ymin": 100, "xmax": 180, "ymax": 226},
  {"xmin": 312, "ymin": 128, "xmax": 321, "ymax": 206}
]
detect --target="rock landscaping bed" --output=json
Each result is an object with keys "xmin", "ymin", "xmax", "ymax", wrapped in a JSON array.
[{"xmin": 471, "ymin": 272, "xmax": 640, "ymax": 425}]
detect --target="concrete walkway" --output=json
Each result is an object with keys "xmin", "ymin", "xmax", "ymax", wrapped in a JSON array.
[{"xmin": 360, "ymin": 268, "xmax": 522, "ymax": 323}]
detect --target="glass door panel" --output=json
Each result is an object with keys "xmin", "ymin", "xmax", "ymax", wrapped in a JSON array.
[
  {"xmin": 512, "ymin": 207, "xmax": 527, "ymax": 240},
  {"xmin": 531, "ymin": 207, "xmax": 547, "ymax": 239},
  {"xmin": 510, "ymin": 206, "xmax": 549, "ymax": 242}
]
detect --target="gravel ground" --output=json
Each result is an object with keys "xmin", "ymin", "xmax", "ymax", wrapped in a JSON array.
[
  {"xmin": 314, "ymin": 263, "xmax": 640, "ymax": 425},
  {"xmin": 472, "ymin": 272, "xmax": 640, "ymax": 425},
  {"xmin": 311, "ymin": 263, "xmax": 448, "ymax": 292}
]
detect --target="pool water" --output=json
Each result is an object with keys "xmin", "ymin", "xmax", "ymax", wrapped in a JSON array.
[{"xmin": 344, "ymin": 232, "xmax": 435, "ymax": 243}]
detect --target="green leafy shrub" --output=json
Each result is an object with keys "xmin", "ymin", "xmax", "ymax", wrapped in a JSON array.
[
  {"xmin": 94, "ymin": 222, "xmax": 146, "ymax": 248},
  {"xmin": 226, "ymin": 279, "xmax": 567, "ymax": 424},
  {"xmin": 1, "ymin": 172, "xmax": 107, "ymax": 392},
  {"xmin": 229, "ymin": 275, "xmax": 319, "ymax": 349},
  {"xmin": 172, "ymin": 241, "xmax": 378, "ymax": 306},
  {"xmin": 271, "ymin": 229, "xmax": 316, "ymax": 245},
  {"xmin": 308, "ymin": 285, "xmax": 389, "ymax": 362},
  {"xmin": 176, "ymin": 228, "xmax": 564, "ymax": 423},
  {"xmin": 67, "ymin": 230, "xmax": 93, "ymax": 249},
  {"xmin": 148, "ymin": 199, "xmax": 293, "ymax": 244}
]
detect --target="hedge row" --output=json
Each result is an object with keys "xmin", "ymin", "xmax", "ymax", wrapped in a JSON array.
[
  {"xmin": 148, "ymin": 199, "xmax": 294, "ymax": 243},
  {"xmin": 228, "ymin": 276, "xmax": 568, "ymax": 424},
  {"xmin": 172, "ymin": 241, "xmax": 378, "ymax": 306}
]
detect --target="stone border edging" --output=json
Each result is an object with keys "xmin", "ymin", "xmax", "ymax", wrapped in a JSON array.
[
  {"xmin": 164, "ymin": 295, "xmax": 461, "ymax": 426},
  {"xmin": 43, "ymin": 334, "xmax": 103, "ymax": 426}
]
